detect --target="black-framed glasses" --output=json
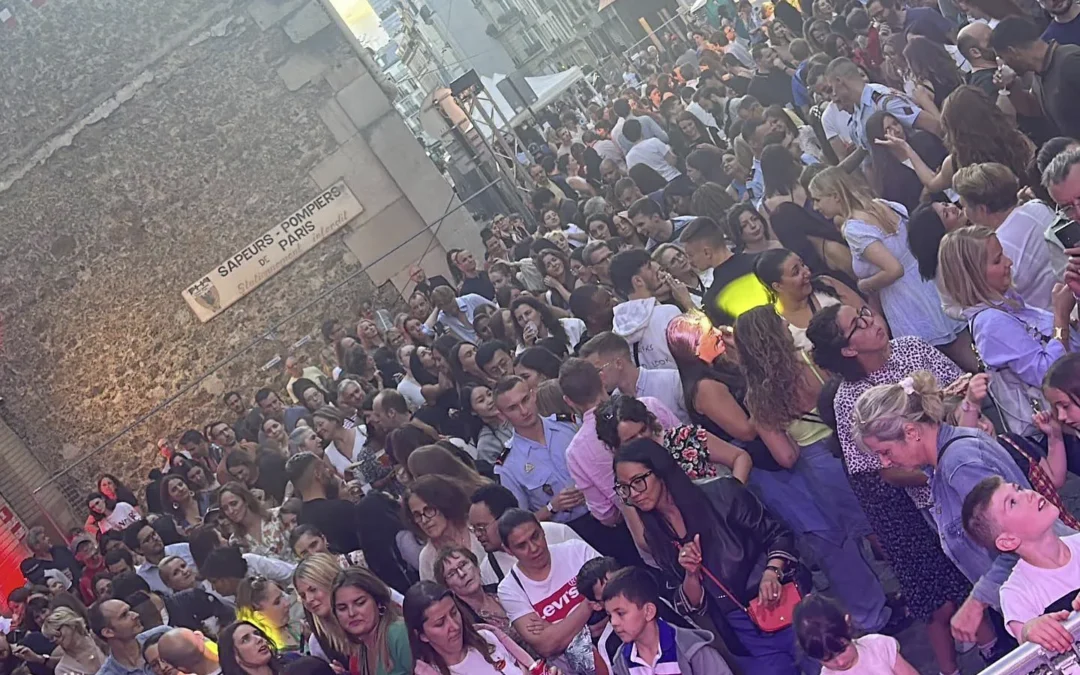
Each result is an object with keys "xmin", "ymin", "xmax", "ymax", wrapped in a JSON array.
[
  {"xmin": 614, "ymin": 471, "xmax": 654, "ymax": 500},
  {"xmin": 845, "ymin": 306, "xmax": 874, "ymax": 343},
  {"xmin": 412, "ymin": 505, "xmax": 438, "ymax": 522}
]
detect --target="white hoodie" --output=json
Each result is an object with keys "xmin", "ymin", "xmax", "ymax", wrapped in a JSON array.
[{"xmin": 612, "ymin": 298, "xmax": 682, "ymax": 370}]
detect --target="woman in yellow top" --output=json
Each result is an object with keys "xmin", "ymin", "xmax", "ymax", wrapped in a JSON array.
[{"xmin": 734, "ymin": 306, "xmax": 898, "ymax": 634}]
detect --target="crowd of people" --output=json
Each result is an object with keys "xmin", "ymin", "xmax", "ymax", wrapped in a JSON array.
[{"xmin": 9, "ymin": 0, "xmax": 1080, "ymax": 673}]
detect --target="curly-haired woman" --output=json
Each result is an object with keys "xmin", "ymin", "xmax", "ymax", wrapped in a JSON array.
[{"xmin": 733, "ymin": 306, "xmax": 892, "ymax": 635}]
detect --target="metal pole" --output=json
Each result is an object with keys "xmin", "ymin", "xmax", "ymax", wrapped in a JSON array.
[{"xmin": 468, "ymin": 94, "xmax": 537, "ymax": 227}]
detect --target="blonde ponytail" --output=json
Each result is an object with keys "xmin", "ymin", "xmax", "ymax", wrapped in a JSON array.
[{"xmin": 851, "ymin": 370, "xmax": 945, "ymax": 451}]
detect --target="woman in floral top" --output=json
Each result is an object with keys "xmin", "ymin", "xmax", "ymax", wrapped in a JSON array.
[
  {"xmin": 220, "ymin": 482, "xmax": 296, "ymax": 562},
  {"xmin": 594, "ymin": 395, "xmax": 752, "ymax": 483}
]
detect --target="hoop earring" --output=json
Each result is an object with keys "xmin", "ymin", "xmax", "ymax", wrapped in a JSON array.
[{"xmin": 377, "ymin": 605, "xmax": 386, "ymax": 616}]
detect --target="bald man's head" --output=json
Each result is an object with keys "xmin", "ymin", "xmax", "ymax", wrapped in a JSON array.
[
  {"xmin": 958, "ymin": 22, "xmax": 996, "ymax": 65},
  {"xmin": 158, "ymin": 628, "xmax": 212, "ymax": 671}
]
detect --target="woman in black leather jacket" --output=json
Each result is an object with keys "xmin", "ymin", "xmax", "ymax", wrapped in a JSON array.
[{"xmin": 613, "ymin": 438, "xmax": 810, "ymax": 675}]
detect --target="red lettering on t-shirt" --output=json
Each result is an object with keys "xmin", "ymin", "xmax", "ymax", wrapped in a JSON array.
[{"xmin": 532, "ymin": 578, "xmax": 584, "ymax": 623}]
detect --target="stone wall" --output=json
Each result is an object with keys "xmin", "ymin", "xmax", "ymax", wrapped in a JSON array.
[{"xmin": 0, "ymin": 0, "xmax": 482, "ymax": 527}]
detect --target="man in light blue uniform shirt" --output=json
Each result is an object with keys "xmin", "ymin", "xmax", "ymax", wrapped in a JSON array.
[{"xmin": 493, "ymin": 376, "xmax": 642, "ymax": 564}]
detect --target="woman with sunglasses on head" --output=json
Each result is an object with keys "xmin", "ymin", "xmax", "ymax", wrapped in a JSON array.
[
  {"xmin": 235, "ymin": 577, "xmax": 302, "ymax": 652},
  {"xmin": 805, "ymin": 303, "xmax": 983, "ymax": 675},
  {"xmin": 404, "ymin": 581, "xmax": 537, "ymax": 675},
  {"xmin": 613, "ymin": 437, "xmax": 806, "ymax": 675},
  {"xmin": 404, "ymin": 475, "xmax": 487, "ymax": 583},
  {"xmin": 332, "ymin": 567, "xmax": 412, "ymax": 675},
  {"xmin": 219, "ymin": 621, "xmax": 284, "ymax": 675}
]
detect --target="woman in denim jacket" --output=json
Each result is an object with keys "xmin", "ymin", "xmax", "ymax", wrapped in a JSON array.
[{"xmin": 852, "ymin": 370, "xmax": 1073, "ymax": 649}]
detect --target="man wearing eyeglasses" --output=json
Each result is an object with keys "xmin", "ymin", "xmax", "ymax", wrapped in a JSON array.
[
  {"xmin": 122, "ymin": 521, "xmax": 195, "ymax": 596},
  {"xmin": 1044, "ymin": 147, "xmax": 1080, "ymax": 296}
]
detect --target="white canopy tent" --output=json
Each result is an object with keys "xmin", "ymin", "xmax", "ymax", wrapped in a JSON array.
[{"xmin": 472, "ymin": 66, "xmax": 586, "ymax": 138}]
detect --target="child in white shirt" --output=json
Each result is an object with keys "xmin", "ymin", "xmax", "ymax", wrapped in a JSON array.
[
  {"xmin": 795, "ymin": 594, "xmax": 918, "ymax": 674},
  {"xmin": 963, "ymin": 474, "xmax": 1080, "ymax": 652}
]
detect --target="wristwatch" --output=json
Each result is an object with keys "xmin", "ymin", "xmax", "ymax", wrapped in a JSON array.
[
  {"xmin": 764, "ymin": 564, "xmax": 784, "ymax": 578},
  {"xmin": 1054, "ymin": 325, "xmax": 1069, "ymax": 342},
  {"xmin": 546, "ymin": 502, "xmax": 557, "ymax": 514}
]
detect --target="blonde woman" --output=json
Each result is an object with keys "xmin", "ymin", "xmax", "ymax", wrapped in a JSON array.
[
  {"xmin": 41, "ymin": 608, "xmax": 105, "ymax": 675},
  {"xmin": 851, "ymin": 370, "xmax": 1071, "ymax": 646},
  {"xmin": 809, "ymin": 167, "xmax": 975, "ymax": 370},
  {"xmin": 294, "ymin": 553, "xmax": 353, "ymax": 666},
  {"xmin": 938, "ymin": 226, "xmax": 1079, "ymax": 436},
  {"xmin": 653, "ymin": 243, "xmax": 708, "ymax": 308}
]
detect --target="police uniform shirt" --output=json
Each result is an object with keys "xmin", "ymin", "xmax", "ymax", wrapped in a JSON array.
[
  {"xmin": 496, "ymin": 415, "xmax": 588, "ymax": 523},
  {"xmin": 848, "ymin": 83, "xmax": 922, "ymax": 151}
]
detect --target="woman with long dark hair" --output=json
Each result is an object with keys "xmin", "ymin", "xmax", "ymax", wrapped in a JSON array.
[
  {"xmin": 512, "ymin": 347, "xmax": 562, "ymax": 391},
  {"xmin": 509, "ymin": 296, "xmax": 585, "ymax": 355},
  {"xmin": 332, "ymin": 568, "xmax": 412, "ymax": 675},
  {"xmin": 753, "ymin": 247, "xmax": 864, "ymax": 350},
  {"xmin": 903, "ymin": 37, "xmax": 964, "ymax": 111},
  {"xmin": 403, "ymin": 581, "xmax": 536, "ymax": 675},
  {"xmin": 219, "ymin": 621, "xmax": 284, "ymax": 675},
  {"xmin": 685, "ymin": 144, "xmax": 729, "ymax": 187},
  {"xmin": 459, "ymin": 384, "xmax": 512, "ymax": 467},
  {"xmin": 84, "ymin": 492, "xmax": 140, "ymax": 537},
  {"xmin": 864, "ymin": 110, "xmax": 950, "ymax": 213},
  {"xmin": 447, "ymin": 342, "xmax": 492, "ymax": 387},
  {"xmin": 674, "ymin": 112, "xmax": 725, "ymax": 156},
  {"xmin": 613, "ymin": 438, "xmax": 807, "ymax": 674},
  {"xmin": 724, "ymin": 203, "xmax": 782, "ymax": 255},
  {"xmin": 159, "ymin": 474, "xmax": 207, "ymax": 534},
  {"xmin": 805, "ymin": 302, "xmax": 981, "ymax": 674},
  {"xmin": 534, "ymin": 246, "xmax": 575, "ymax": 309},
  {"xmin": 97, "ymin": 475, "xmax": 139, "ymax": 508}
]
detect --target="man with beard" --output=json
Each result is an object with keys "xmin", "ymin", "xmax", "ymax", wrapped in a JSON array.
[
  {"xmin": 1042, "ymin": 0, "xmax": 1080, "ymax": 45},
  {"xmin": 207, "ymin": 420, "xmax": 258, "ymax": 486},
  {"xmin": 222, "ymin": 390, "xmax": 261, "ymax": 443},
  {"xmin": 287, "ymin": 452, "xmax": 363, "ymax": 555}
]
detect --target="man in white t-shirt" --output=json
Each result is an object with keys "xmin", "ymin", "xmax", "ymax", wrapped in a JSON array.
[
  {"xmin": 807, "ymin": 63, "xmax": 855, "ymax": 161},
  {"xmin": 622, "ymin": 119, "xmax": 682, "ymax": 183},
  {"xmin": 963, "ymin": 476, "xmax": 1080, "ymax": 651},
  {"xmin": 496, "ymin": 509, "xmax": 600, "ymax": 669},
  {"xmin": 469, "ymin": 484, "xmax": 582, "ymax": 584}
]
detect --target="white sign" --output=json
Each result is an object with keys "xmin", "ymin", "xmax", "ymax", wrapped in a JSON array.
[{"xmin": 183, "ymin": 181, "xmax": 363, "ymax": 322}]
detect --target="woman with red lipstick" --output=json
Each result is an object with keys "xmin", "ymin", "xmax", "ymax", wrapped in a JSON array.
[{"xmin": 332, "ymin": 568, "xmax": 412, "ymax": 675}]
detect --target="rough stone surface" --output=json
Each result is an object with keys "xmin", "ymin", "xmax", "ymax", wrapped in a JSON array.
[
  {"xmin": 246, "ymin": 0, "xmax": 307, "ymax": 30},
  {"xmin": 0, "ymin": 0, "xmax": 423, "ymax": 510},
  {"xmin": 283, "ymin": 1, "xmax": 331, "ymax": 44}
]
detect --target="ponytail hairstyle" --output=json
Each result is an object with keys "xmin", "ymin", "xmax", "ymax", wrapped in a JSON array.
[{"xmin": 850, "ymin": 370, "xmax": 945, "ymax": 452}]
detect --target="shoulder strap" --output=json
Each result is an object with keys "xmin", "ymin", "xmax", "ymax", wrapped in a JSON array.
[
  {"xmin": 800, "ymin": 350, "xmax": 826, "ymax": 385},
  {"xmin": 937, "ymin": 434, "xmax": 978, "ymax": 461},
  {"xmin": 488, "ymin": 554, "xmax": 505, "ymax": 582},
  {"xmin": 633, "ymin": 341, "xmax": 641, "ymax": 367}
]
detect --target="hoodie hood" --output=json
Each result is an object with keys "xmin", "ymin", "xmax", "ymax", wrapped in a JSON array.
[
  {"xmin": 613, "ymin": 298, "xmax": 659, "ymax": 342},
  {"xmin": 671, "ymin": 625, "xmax": 715, "ymax": 661}
]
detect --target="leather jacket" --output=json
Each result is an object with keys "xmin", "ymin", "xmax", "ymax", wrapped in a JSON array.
[{"xmin": 642, "ymin": 476, "xmax": 798, "ymax": 617}]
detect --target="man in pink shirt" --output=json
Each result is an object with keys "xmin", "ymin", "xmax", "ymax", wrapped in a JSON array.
[{"xmin": 558, "ymin": 358, "xmax": 680, "ymax": 554}]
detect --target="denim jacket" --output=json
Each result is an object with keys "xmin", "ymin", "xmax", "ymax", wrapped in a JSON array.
[{"xmin": 929, "ymin": 425, "xmax": 1029, "ymax": 608}]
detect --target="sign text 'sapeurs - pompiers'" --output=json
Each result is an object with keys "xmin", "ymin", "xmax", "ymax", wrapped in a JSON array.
[{"xmin": 182, "ymin": 181, "xmax": 363, "ymax": 322}]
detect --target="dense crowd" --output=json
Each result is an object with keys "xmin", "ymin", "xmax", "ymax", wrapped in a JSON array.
[{"xmin": 9, "ymin": 1, "xmax": 1080, "ymax": 674}]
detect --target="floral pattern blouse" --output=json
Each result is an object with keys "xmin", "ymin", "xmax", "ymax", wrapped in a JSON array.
[
  {"xmin": 229, "ymin": 507, "xmax": 297, "ymax": 563},
  {"xmin": 663, "ymin": 425, "xmax": 717, "ymax": 481}
]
